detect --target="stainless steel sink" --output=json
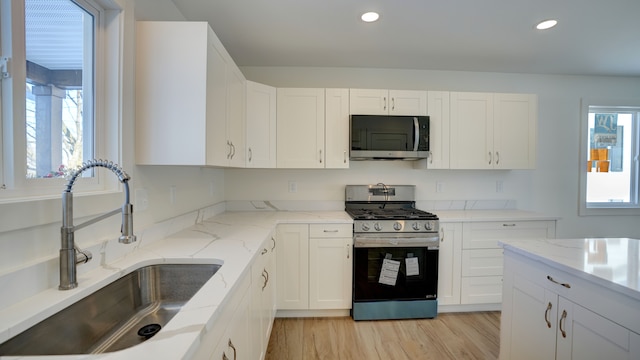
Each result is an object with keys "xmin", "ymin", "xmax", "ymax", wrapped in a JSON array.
[{"xmin": 0, "ymin": 263, "xmax": 221, "ymax": 356}]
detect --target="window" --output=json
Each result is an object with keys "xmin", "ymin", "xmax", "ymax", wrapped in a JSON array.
[
  {"xmin": 1, "ymin": 0, "xmax": 122, "ymax": 200},
  {"xmin": 580, "ymin": 100, "xmax": 640, "ymax": 215}
]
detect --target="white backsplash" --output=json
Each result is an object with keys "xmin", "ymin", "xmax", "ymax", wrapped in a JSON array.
[{"xmin": 0, "ymin": 202, "xmax": 226, "ymax": 310}]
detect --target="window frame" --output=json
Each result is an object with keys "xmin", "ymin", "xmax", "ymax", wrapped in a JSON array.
[
  {"xmin": 0, "ymin": 0, "xmax": 123, "ymax": 202},
  {"xmin": 579, "ymin": 98, "xmax": 640, "ymax": 216}
]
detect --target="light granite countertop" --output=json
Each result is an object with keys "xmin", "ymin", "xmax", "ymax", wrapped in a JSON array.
[
  {"xmin": 0, "ymin": 211, "xmax": 352, "ymax": 360},
  {"xmin": 499, "ymin": 237, "xmax": 640, "ymax": 301}
]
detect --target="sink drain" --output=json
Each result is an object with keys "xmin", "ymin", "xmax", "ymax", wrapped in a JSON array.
[{"xmin": 138, "ymin": 323, "xmax": 162, "ymax": 339}]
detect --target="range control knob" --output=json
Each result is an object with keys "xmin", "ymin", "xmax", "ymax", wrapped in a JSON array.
[
  {"xmin": 374, "ymin": 222, "xmax": 382, "ymax": 231},
  {"xmin": 425, "ymin": 221, "xmax": 434, "ymax": 231},
  {"xmin": 361, "ymin": 223, "xmax": 370, "ymax": 231},
  {"xmin": 393, "ymin": 222, "xmax": 402, "ymax": 231},
  {"xmin": 412, "ymin": 222, "xmax": 421, "ymax": 231}
]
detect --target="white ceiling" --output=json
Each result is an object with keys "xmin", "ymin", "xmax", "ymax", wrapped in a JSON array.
[{"xmin": 169, "ymin": 0, "xmax": 640, "ymax": 77}]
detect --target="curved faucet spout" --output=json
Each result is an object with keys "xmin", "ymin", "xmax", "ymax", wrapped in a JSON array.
[{"xmin": 60, "ymin": 159, "xmax": 136, "ymax": 290}]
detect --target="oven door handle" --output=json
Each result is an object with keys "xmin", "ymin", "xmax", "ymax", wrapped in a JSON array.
[{"xmin": 354, "ymin": 235, "xmax": 440, "ymax": 248}]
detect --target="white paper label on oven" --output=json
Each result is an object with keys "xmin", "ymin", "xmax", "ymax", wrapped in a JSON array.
[
  {"xmin": 406, "ymin": 257, "xmax": 420, "ymax": 276},
  {"xmin": 379, "ymin": 258, "xmax": 400, "ymax": 286}
]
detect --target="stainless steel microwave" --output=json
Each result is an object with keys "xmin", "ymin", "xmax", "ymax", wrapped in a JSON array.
[{"xmin": 350, "ymin": 115, "xmax": 430, "ymax": 160}]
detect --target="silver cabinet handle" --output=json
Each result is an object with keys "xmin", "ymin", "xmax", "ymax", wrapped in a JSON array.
[
  {"xmin": 343, "ymin": 151, "xmax": 347, "ymax": 164},
  {"xmin": 223, "ymin": 352, "xmax": 229, "ymax": 360},
  {"xmin": 392, "ymin": 97, "xmax": 395, "ymax": 110},
  {"xmin": 559, "ymin": 310, "xmax": 568, "ymax": 338},
  {"xmin": 503, "ymin": 223, "xmax": 516, "ymax": 227},
  {"xmin": 383, "ymin": 96, "xmax": 387, "ymax": 111},
  {"xmin": 271, "ymin": 237, "xmax": 276, "ymax": 250},
  {"xmin": 226, "ymin": 141, "xmax": 232, "ymax": 159},
  {"xmin": 429, "ymin": 151, "xmax": 433, "ymax": 164},
  {"xmin": 230, "ymin": 142, "xmax": 236, "ymax": 159},
  {"xmin": 261, "ymin": 248, "xmax": 267, "ymax": 255},
  {"xmin": 248, "ymin": 147, "xmax": 252, "ymax": 162},
  {"xmin": 347, "ymin": 245, "xmax": 350, "ymax": 259},
  {"xmin": 261, "ymin": 272, "xmax": 267, "ymax": 290},
  {"xmin": 319, "ymin": 149, "xmax": 323, "ymax": 164},
  {"xmin": 496, "ymin": 151, "xmax": 500, "ymax": 165},
  {"xmin": 324, "ymin": 229, "xmax": 339, "ymax": 233},
  {"xmin": 544, "ymin": 302, "xmax": 553, "ymax": 328},
  {"xmin": 440, "ymin": 228, "xmax": 444, "ymax": 242},
  {"xmin": 228, "ymin": 339, "xmax": 237, "ymax": 360},
  {"xmin": 489, "ymin": 152, "xmax": 492, "ymax": 165},
  {"xmin": 547, "ymin": 275, "xmax": 571, "ymax": 288}
]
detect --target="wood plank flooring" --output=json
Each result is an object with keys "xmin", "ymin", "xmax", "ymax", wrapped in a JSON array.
[{"xmin": 266, "ymin": 312, "xmax": 500, "ymax": 360}]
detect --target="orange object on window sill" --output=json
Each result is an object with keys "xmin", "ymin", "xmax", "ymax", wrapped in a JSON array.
[{"xmin": 597, "ymin": 160, "xmax": 610, "ymax": 172}]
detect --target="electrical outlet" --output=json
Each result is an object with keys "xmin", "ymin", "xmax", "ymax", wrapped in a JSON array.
[
  {"xmin": 496, "ymin": 181, "xmax": 504, "ymax": 193},
  {"xmin": 436, "ymin": 182, "xmax": 444, "ymax": 193},
  {"xmin": 288, "ymin": 181, "xmax": 297, "ymax": 193},
  {"xmin": 135, "ymin": 188, "xmax": 148, "ymax": 211}
]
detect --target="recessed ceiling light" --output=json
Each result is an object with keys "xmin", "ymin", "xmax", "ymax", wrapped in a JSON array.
[
  {"xmin": 536, "ymin": 19, "xmax": 558, "ymax": 30},
  {"xmin": 361, "ymin": 12, "xmax": 380, "ymax": 23}
]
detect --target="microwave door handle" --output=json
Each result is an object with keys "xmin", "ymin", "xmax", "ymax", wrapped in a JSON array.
[{"xmin": 413, "ymin": 117, "xmax": 420, "ymax": 151}]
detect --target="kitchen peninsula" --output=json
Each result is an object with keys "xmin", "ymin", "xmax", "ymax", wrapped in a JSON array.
[{"xmin": 499, "ymin": 238, "xmax": 640, "ymax": 359}]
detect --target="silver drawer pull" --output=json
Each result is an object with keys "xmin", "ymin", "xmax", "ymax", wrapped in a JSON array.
[
  {"xmin": 544, "ymin": 302, "xmax": 552, "ymax": 328},
  {"xmin": 324, "ymin": 229, "xmax": 339, "ymax": 233},
  {"xmin": 502, "ymin": 223, "xmax": 516, "ymax": 227},
  {"xmin": 547, "ymin": 275, "xmax": 571, "ymax": 288}
]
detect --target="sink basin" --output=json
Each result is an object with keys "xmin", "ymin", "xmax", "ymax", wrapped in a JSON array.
[{"xmin": 0, "ymin": 263, "xmax": 222, "ymax": 356}]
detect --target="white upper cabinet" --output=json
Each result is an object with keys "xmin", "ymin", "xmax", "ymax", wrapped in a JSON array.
[
  {"xmin": 325, "ymin": 88, "xmax": 350, "ymax": 168},
  {"xmin": 245, "ymin": 81, "xmax": 277, "ymax": 168},
  {"xmin": 425, "ymin": 91, "xmax": 450, "ymax": 169},
  {"xmin": 350, "ymin": 89, "xmax": 427, "ymax": 115},
  {"xmin": 450, "ymin": 92, "xmax": 537, "ymax": 169},
  {"xmin": 494, "ymin": 93, "xmax": 537, "ymax": 169},
  {"xmin": 277, "ymin": 88, "xmax": 350, "ymax": 169},
  {"xmin": 277, "ymin": 88, "xmax": 325, "ymax": 168},
  {"xmin": 135, "ymin": 21, "xmax": 245, "ymax": 166}
]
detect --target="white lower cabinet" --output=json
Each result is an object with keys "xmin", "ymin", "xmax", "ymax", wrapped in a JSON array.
[
  {"xmin": 460, "ymin": 220, "xmax": 555, "ymax": 305},
  {"xmin": 501, "ymin": 251, "xmax": 640, "ymax": 360},
  {"xmin": 212, "ymin": 290, "xmax": 251, "ymax": 360},
  {"xmin": 276, "ymin": 223, "xmax": 353, "ymax": 311},
  {"xmin": 250, "ymin": 234, "xmax": 277, "ymax": 360},
  {"xmin": 437, "ymin": 222, "xmax": 462, "ymax": 305}
]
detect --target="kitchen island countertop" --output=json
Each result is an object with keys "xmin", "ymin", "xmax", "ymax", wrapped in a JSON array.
[{"xmin": 499, "ymin": 237, "xmax": 640, "ymax": 301}]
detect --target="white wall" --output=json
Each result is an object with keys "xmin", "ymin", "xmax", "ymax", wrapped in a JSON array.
[{"xmin": 230, "ymin": 66, "xmax": 640, "ymax": 239}]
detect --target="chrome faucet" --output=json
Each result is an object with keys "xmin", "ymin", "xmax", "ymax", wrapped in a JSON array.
[{"xmin": 59, "ymin": 159, "xmax": 136, "ymax": 290}]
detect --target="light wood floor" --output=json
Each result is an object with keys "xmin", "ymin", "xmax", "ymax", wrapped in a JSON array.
[{"xmin": 265, "ymin": 312, "xmax": 500, "ymax": 360}]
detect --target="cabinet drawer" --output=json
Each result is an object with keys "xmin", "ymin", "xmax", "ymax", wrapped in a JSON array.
[
  {"xmin": 462, "ymin": 221, "xmax": 555, "ymax": 249},
  {"xmin": 460, "ymin": 276, "xmax": 502, "ymax": 304},
  {"xmin": 309, "ymin": 224, "xmax": 352, "ymax": 238},
  {"xmin": 461, "ymin": 249, "xmax": 503, "ymax": 276}
]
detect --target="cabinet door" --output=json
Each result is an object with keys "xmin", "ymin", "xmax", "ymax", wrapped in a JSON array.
[
  {"xmin": 263, "ymin": 235, "xmax": 277, "ymax": 347},
  {"xmin": 277, "ymin": 88, "xmax": 325, "ymax": 168},
  {"xmin": 494, "ymin": 93, "xmax": 537, "ymax": 169},
  {"xmin": 556, "ymin": 297, "xmax": 640, "ymax": 360},
  {"xmin": 325, "ymin": 88, "xmax": 350, "ymax": 168},
  {"xmin": 276, "ymin": 224, "xmax": 309, "ymax": 309},
  {"xmin": 388, "ymin": 90, "xmax": 427, "ymax": 115},
  {"xmin": 205, "ymin": 35, "xmax": 230, "ymax": 167},
  {"xmin": 502, "ymin": 272, "xmax": 558, "ymax": 360},
  {"xmin": 349, "ymin": 88, "xmax": 388, "ymax": 115},
  {"xmin": 226, "ymin": 65, "xmax": 246, "ymax": 167},
  {"xmin": 246, "ymin": 81, "xmax": 276, "ymax": 168},
  {"xmin": 450, "ymin": 92, "xmax": 494, "ymax": 169},
  {"xmin": 213, "ymin": 290, "xmax": 252, "ymax": 360},
  {"xmin": 461, "ymin": 249, "xmax": 503, "ymax": 276},
  {"xmin": 426, "ymin": 91, "xmax": 450, "ymax": 169},
  {"xmin": 437, "ymin": 222, "xmax": 462, "ymax": 305},
  {"xmin": 250, "ymin": 255, "xmax": 267, "ymax": 360},
  {"xmin": 309, "ymin": 237, "xmax": 353, "ymax": 309}
]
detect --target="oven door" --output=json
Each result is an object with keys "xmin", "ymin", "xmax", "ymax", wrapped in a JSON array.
[{"xmin": 353, "ymin": 245, "xmax": 438, "ymax": 302}]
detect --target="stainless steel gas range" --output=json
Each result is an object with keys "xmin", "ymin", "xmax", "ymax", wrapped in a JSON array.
[{"xmin": 345, "ymin": 184, "xmax": 440, "ymax": 320}]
